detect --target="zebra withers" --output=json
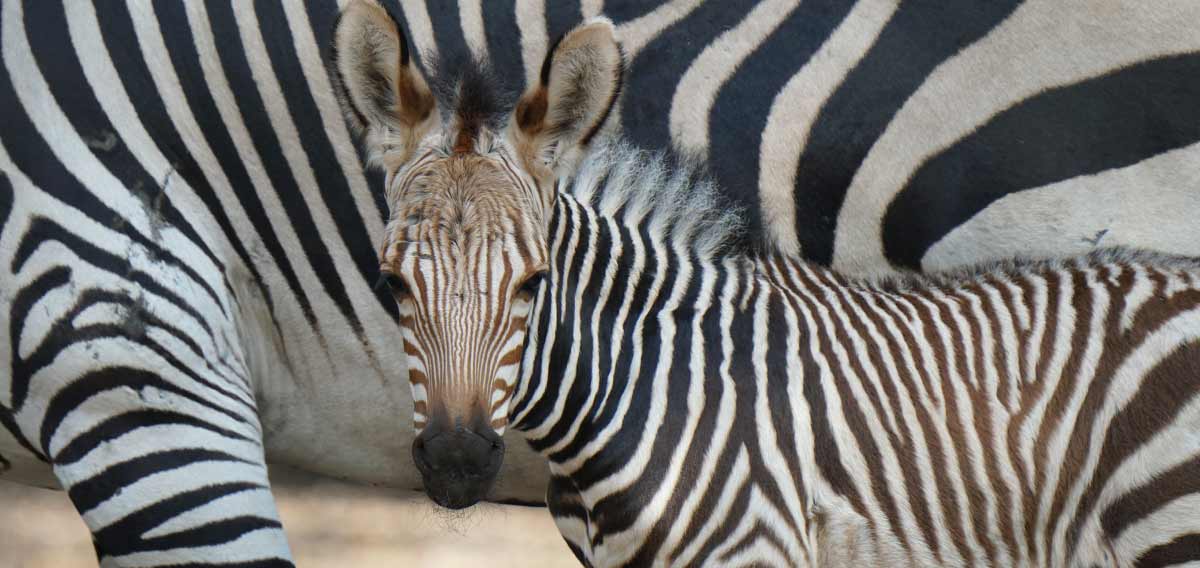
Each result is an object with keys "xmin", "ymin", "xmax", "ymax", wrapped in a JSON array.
[{"xmin": 334, "ymin": 7, "xmax": 1200, "ymax": 567}]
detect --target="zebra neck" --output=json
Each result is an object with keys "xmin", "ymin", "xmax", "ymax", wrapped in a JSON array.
[
  {"xmin": 511, "ymin": 192, "xmax": 680, "ymax": 444},
  {"xmin": 510, "ymin": 191, "xmax": 778, "ymax": 476}
]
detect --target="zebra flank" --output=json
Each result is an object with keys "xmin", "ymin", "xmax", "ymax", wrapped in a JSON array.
[{"xmin": 332, "ymin": 8, "xmax": 1200, "ymax": 567}]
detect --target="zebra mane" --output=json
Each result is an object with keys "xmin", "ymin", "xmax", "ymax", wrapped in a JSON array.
[{"xmin": 561, "ymin": 139, "xmax": 747, "ymax": 259}]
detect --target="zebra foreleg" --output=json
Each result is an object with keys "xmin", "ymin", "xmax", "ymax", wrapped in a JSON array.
[
  {"xmin": 0, "ymin": 183, "xmax": 296, "ymax": 563},
  {"xmin": 45, "ymin": 377, "xmax": 294, "ymax": 567},
  {"xmin": 21, "ymin": 314, "xmax": 296, "ymax": 565}
]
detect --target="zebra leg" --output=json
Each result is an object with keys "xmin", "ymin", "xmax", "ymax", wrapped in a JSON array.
[
  {"xmin": 30, "ymin": 320, "xmax": 295, "ymax": 566},
  {"xmin": 548, "ymin": 473, "xmax": 592, "ymax": 567},
  {"xmin": 40, "ymin": 296, "xmax": 291, "ymax": 565},
  {"xmin": 47, "ymin": 378, "xmax": 292, "ymax": 567},
  {"xmin": 3, "ymin": 204, "xmax": 294, "ymax": 564}
]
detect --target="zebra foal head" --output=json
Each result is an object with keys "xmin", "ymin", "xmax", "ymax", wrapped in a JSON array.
[{"xmin": 332, "ymin": 0, "xmax": 621, "ymax": 508}]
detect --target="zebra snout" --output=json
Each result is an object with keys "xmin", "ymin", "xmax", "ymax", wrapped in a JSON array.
[{"xmin": 412, "ymin": 422, "xmax": 504, "ymax": 509}]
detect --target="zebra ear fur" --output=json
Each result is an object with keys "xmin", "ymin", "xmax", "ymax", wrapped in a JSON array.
[
  {"xmin": 332, "ymin": 0, "xmax": 436, "ymax": 170},
  {"xmin": 511, "ymin": 18, "xmax": 623, "ymax": 178}
]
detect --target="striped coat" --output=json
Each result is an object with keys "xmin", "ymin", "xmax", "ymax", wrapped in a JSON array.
[
  {"xmin": 500, "ymin": 141, "xmax": 1200, "ymax": 566},
  {"xmin": 4, "ymin": 1, "xmax": 1199, "ymax": 565},
  {"xmin": 328, "ymin": 9, "xmax": 1200, "ymax": 565}
]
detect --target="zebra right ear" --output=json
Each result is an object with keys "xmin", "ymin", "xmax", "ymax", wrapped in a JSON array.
[{"xmin": 332, "ymin": 0, "xmax": 437, "ymax": 171}]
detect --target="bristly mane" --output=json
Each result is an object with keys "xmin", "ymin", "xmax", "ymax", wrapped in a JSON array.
[
  {"xmin": 563, "ymin": 140, "xmax": 747, "ymax": 260},
  {"xmin": 425, "ymin": 55, "xmax": 747, "ymax": 260}
]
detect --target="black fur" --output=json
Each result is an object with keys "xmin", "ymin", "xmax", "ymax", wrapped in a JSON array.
[{"xmin": 426, "ymin": 55, "xmax": 515, "ymax": 134}]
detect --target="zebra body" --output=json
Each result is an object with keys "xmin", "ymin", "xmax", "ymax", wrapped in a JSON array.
[
  {"xmin": 325, "ymin": 0, "xmax": 1200, "ymax": 274},
  {"xmin": 330, "ymin": 10, "xmax": 1200, "ymax": 567},
  {"xmin": 524, "ymin": 158, "xmax": 1200, "ymax": 566}
]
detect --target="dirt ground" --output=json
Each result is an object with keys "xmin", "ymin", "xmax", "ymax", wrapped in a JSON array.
[{"xmin": 0, "ymin": 472, "xmax": 577, "ymax": 567}]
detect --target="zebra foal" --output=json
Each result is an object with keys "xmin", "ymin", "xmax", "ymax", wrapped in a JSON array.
[{"xmin": 333, "ymin": 3, "xmax": 1200, "ymax": 566}]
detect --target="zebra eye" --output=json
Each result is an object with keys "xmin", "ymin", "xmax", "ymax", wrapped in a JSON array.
[
  {"xmin": 517, "ymin": 270, "xmax": 548, "ymax": 297},
  {"xmin": 375, "ymin": 272, "xmax": 409, "ymax": 297}
]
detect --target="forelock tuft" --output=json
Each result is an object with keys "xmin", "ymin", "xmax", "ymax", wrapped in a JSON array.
[
  {"xmin": 425, "ymin": 53, "xmax": 515, "ymax": 137},
  {"xmin": 563, "ymin": 140, "xmax": 746, "ymax": 259}
]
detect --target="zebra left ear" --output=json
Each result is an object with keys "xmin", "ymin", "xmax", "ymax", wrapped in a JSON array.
[
  {"xmin": 331, "ymin": 0, "xmax": 437, "ymax": 171},
  {"xmin": 510, "ymin": 18, "xmax": 624, "ymax": 180}
]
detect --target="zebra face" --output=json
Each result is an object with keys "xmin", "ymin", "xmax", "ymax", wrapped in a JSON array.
[
  {"xmin": 375, "ymin": 149, "xmax": 548, "ymax": 510},
  {"xmin": 380, "ymin": 149, "xmax": 548, "ymax": 437},
  {"xmin": 334, "ymin": 0, "xmax": 622, "ymax": 508}
]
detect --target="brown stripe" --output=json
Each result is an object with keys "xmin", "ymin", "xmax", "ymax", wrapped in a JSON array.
[
  {"xmin": 1048, "ymin": 266, "xmax": 1137, "ymax": 554},
  {"xmin": 1127, "ymin": 274, "xmax": 1200, "ymax": 345},
  {"xmin": 964, "ymin": 280, "xmax": 1020, "ymax": 559},
  {"xmin": 845, "ymin": 288, "xmax": 942, "ymax": 562},
  {"xmin": 1101, "ymin": 455, "xmax": 1200, "ymax": 540},
  {"xmin": 1067, "ymin": 340, "xmax": 1200, "ymax": 552},
  {"xmin": 905, "ymin": 295, "xmax": 980, "ymax": 565},
  {"xmin": 937, "ymin": 287, "xmax": 999, "ymax": 564},
  {"xmin": 497, "ymin": 343, "xmax": 525, "ymax": 367},
  {"xmin": 872, "ymin": 292, "xmax": 973, "ymax": 563},
  {"xmin": 788, "ymin": 265, "xmax": 910, "ymax": 551},
  {"xmin": 490, "ymin": 379, "xmax": 516, "ymax": 413},
  {"xmin": 983, "ymin": 275, "xmax": 1023, "ymax": 411},
  {"xmin": 407, "ymin": 367, "xmax": 428, "ymax": 388},
  {"xmin": 1013, "ymin": 270, "xmax": 1062, "ymax": 555},
  {"xmin": 1032, "ymin": 270, "xmax": 1093, "ymax": 559}
]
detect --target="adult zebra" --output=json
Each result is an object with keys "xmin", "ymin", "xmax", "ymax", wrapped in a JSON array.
[
  {"xmin": 360, "ymin": 0, "xmax": 1200, "ymax": 275},
  {"xmin": 334, "ymin": 11, "xmax": 1200, "ymax": 566},
  {"xmin": 1, "ymin": 1, "xmax": 554, "ymax": 565},
  {"xmin": 3, "ymin": 0, "xmax": 1199, "ymax": 565}
]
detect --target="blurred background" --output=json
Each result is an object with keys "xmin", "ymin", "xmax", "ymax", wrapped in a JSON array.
[{"xmin": 0, "ymin": 470, "xmax": 577, "ymax": 567}]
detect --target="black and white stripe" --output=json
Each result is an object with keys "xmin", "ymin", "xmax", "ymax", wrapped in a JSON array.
[
  {"xmin": 2, "ymin": 1, "xmax": 548, "ymax": 564},
  {"xmin": 383, "ymin": 0, "xmax": 1200, "ymax": 273},
  {"xmin": 511, "ymin": 140, "xmax": 1200, "ymax": 567},
  {"xmin": 329, "ymin": 7, "xmax": 1200, "ymax": 562},
  {"xmin": 4, "ymin": 1, "xmax": 1198, "ymax": 565}
]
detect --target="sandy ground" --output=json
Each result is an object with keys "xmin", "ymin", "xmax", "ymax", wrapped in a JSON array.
[{"xmin": 0, "ymin": 473, "xmax": 577, "ymax": 567}]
